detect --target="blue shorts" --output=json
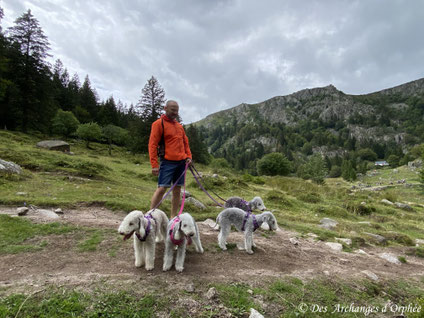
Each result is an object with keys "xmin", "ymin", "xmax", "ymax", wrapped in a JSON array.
[{"xmin": 158, "ymin": 159, "xmax": 186, "ymax": 187}]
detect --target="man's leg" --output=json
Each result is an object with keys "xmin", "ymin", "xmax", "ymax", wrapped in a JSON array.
[
  {"xmin": 171, "ymin": 186, "xmax": 181, "ymax": 219},
  {"xmin": 151, "ymin": 186, "xmax": 167, "ymax": 210}
]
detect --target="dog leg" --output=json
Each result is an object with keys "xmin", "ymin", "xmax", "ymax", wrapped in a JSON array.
[
  {"xmin": 218, "ymin": 225, "xmax": 230, "ymax": 250},
  {"xmin": 245, "ymin": 231, "xmax": 254, "ymax": 254},
  {"xmin": 175, "ymin": 241, "xmax": 187, "ymax": 273},
  {"xmin": 134, "ymin": 237, "xmax": 145, "ymax": 267},
  {"xmin": 162, "ymin": 239, "xmax": 174, "ymax": 271},
  {"xmin": 193, "ymin": 222, "xmax": 204, "ymax": 253},
  {"xmin": 145, "ymin": 240, "xmax": 155, "ymax": 271}
]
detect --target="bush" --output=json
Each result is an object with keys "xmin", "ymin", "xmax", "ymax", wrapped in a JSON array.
[
  {"xmin": 257, "ymin": 153, "xmax": 291, "ymax": 176},
  {"xmin": 297, "ymin": 154, "xmax": 328, "ymax": 184},
  {"xmin": 328, "ymin": 165, "xmax": 341, "ymax": 178},
  {"xmin": 76, "ymin": 123, "xmax": 102, "ymax": 148},
  {"xmin": 52, "ymin": 110, "xmax": 80, "ymax": 137},
  {"xmin": 387, "ymin": 154, "xmax": 400, "ymax": 167},
  {"xmin": 357, "ymin": 148, "xmax": 378, "ymax": 161}
]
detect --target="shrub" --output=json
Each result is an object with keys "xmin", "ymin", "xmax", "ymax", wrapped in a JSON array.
[
  {"xmin": 76, "ymin": 122, "xmax": 102, "ymax": 148},
  {"xmin": 328, "ymin": 165, "xmax": 341, "ymax": 178},
  {"xmin": 52, "ymin": 109, "xmax": 80, "ymax": 137},
  {"xmin": 257, "ymin": 153, "xmax": 291, "ymax": 176}
]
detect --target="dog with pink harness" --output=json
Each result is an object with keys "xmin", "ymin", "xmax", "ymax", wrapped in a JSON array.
[{"xmin": 163, "ymin": 213, "xmax": 204, "ymax": 272}]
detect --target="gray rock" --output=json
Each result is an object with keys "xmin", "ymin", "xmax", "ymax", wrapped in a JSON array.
[
  {"xmin": 319, "ymin": 218, "xmax": 338, "ymax": 230},
  {"xmin": 0, "ymin": 159, "xmax": 22, "ymax": 174},
  {"xmin": 381, "ymin": 199, "xmax": 394, "ymax": 206},
  {"xmin": 325, "ymin": 242, "xmax": 343, "ymax": 251},
  {"xmin": 17, "ymin": 207, "xmax": 29, "ymax": 216},
  {"xmin": 37, "ymin": 209, "xmax": 60, "ymax": 219},
  {"xmin": 185, "ymin": 283, "xmax": 195, "ymax": 293},
  {"xmin": 379, "ymin": 253, "xmax": 401, "ymax": 264},
  {"xmin": 364, "ymin": 232, "xmax": 386, "ymax": 244},
  {"xmin": 205, "ymin": 287, "xmax": 217, "ymax": 300},
  {"xmin": 354, "ymin": 249, "xmax": 369, "ymax": 255},
  {"xmin": 361, "ymin": 270, "xmax": 379, "ymax": 281},
  {"xmin": 201, "ymin": 218, "xmax": 217, "ymax": 229},
  {"xmin": 394, "ymin": 202, "xmax": 413, "ymax": 211},
  {"xmin": 249, "ymin": 308, "xmax": 264, "ymax": 318},
  {"xmin": 54, "ymin": 208, "xmax": 63, "ymax": 214},
  {"xmin": 289, "ymin": 238, "xmax": 299, "ymax": 246},
  {"xmin": 416, "ymin": 239, "xmax": 424, "ymax": 245},
  {"xmin": 186, "ymin": 197, "xmax": 206, "ymax": 210},
  {"xmin": 36, "ymin": 140, "xmax": 70, "ymax": 152},
  {"xmin": 15, "ymin": 192, "xmax": 27, "ymax": 196}
]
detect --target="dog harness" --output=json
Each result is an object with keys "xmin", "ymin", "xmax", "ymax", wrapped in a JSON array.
[
  {"xmin": 241, "ymin": 211, "xmax": 260, "ymax": 232},
  {"xmin": 241, "ymin": 199, "xmax": 252, "ymax": 212},
  {"xmin": 135, "ymin": 214, "xmax": 155, "ymax": 242},
  {"xmin": 169, "ymin": 217, "xmax": 192, "ymax": 246}
]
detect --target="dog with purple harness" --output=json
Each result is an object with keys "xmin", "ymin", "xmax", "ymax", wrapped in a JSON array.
[
  {"xmin": 163, "ymin": 213, "xmax": 204, "ymax": 272},
  {"xmin": 224, "ymin": 196, "xmax": 266, "ymax": 212},
  {"xmin": 118, "ymin": 209, "xmax": 168, "ymax": 270},
  {"xmin": 216, "ymin": 208, "xmax": 278, "ymax": 254}
]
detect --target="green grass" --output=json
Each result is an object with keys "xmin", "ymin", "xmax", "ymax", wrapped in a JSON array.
[
  {"xmin": 0, "ymin": 215, "xmax": 76, "ymax": 254},
  {"xmin": 77, "ymin": 230, "xmax": 104, "ymax": 252},
  {"xmin": 0, "ymin": 130, "xmax": 423, "ymax": 250},
  {"xmin": 0, "ymin": 289, "xmax": 164, "ymax": 318}
]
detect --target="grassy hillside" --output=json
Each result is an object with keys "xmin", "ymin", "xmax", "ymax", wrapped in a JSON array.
[
  {"xmin": 1, "ymin": 129, "xmax": 423, "ymax": 249},
  {"xmin": 1, "ymin": 130, "xmax": 424, "ymax": 317}
]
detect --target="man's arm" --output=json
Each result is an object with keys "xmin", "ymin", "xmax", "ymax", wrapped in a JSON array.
[{"xmin": 148, "ymin": 120, "xmax": 162, "ymax": 173}]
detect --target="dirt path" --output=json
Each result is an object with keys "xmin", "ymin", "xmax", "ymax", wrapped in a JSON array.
[{"xmin": 1, "ymin": 206, "xmax": 424, "ymax": 295}]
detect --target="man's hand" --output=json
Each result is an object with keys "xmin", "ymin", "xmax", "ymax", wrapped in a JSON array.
[
  {"xmin": 185, "ymin": 158, "xmax": 192, "ymax": 166},
  {"xmin": 152, "ymin": 167, "xmax": 159, "ymax": 176}
]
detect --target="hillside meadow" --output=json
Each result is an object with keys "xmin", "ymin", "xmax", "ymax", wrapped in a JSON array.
[{"xmin": 0, "ymin": 129, "xmax": 423, "ymax": 317}]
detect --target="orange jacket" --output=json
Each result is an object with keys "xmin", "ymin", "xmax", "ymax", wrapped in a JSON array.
[{"xmin": 148, "ymin": 115, "xmax": 192, "ymax": 168}]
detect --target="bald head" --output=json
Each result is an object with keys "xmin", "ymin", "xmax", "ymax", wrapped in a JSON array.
[{"xmin": 165, "ymin": 100, "xmax": 179, "ymax": 120}]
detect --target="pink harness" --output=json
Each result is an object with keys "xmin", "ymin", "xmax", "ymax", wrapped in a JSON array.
[{"xmin": 169, "ymin": 163, "xmax": 191, "ymax": 246}]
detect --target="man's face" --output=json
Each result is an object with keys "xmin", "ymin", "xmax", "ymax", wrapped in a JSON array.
[{"xmin": 165, "ymin": 102, "xmax": 179, "ymax": 120}]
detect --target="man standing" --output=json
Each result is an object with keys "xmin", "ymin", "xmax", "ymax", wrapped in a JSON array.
[{"xmin": 149, "ymin": 100, "xmax": 192, "ymax": 218}]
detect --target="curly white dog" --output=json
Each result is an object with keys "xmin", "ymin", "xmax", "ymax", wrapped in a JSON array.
[
  {"xmin": 216, "ymin": 208, "xmax": 278, "ymax": 254},
  {"xmin": 118, "ymin": 209, "xmax": 168, "ymax": 270},
  {"xmin": 163, "ymin": 213, "xmax": 204, "ymax": 273}
]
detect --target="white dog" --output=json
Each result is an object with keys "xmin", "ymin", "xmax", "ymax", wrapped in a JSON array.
[
  {"xmin": 118, "ymin": 209, "xmax": 168, "ymax": 270},
  {"xmin": 163, "ymin": 213, "xmax": 204, "ymax": 273},
  {"xmin": 216, "ymin": 208, "xmax": 278, "ymax": 254}
]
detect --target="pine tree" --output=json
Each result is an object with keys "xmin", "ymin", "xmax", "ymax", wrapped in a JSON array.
[
  {"xmin": 137, "ymin": 76, "xmax": 165, "ymax": 125},
  {"xmin": 80, "ymin": 75, "xmax": 98, "ymax": 122},
  {"xmin": 7, "ymin": 9, "xmax": 52, "ymax": 131}
]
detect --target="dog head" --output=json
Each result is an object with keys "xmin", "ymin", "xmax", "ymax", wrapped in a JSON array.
[
  {"xmin": 118, "ymin": 210, "xmax": 145, "ymax": 240},
  {"xmin": 251, "ymin": 196, "xmax": 266, "ymax": 211},
  {"xmin": 172, "ymin": 213, "xmax": 196, "ymax": 239},
  {"xmin": 263, "ymin": 211, "xmax": 278, "ymax": 231}
]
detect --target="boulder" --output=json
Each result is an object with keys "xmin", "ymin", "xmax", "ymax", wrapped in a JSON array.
[
  {"xmin": 325, "ymin": 242, "xmax": 343, "ymax": 251},
  {"xmin": 319, "ymin": 218, "xmax": 338, "ymax": 230},
  {"xmin": 364, "ymin": 232, "xmax": 387, "ymax": 244},
  {"xmin": 205, "ymin": 287, "xmax": 217, "ymax": 300},
  {"xmin": 186, "ymin": 197, "xmax": 206, "ymax": 210},
  {"xmin": 36, "ymin": 140, "xmax": 70, "ymax": 152},
  {"xmin": 361, "ymin": 270, "xmax": 379, "ymax": 281},
  {"xmin": 335, "ymin": 238, "xmax": 352, "ymax": 246},
  {"xmin": 249, "ymin": 308, "xmax": 264, "ymax": 318},
  {"xmin": 37, "ymin": 209, "xmax": 60, "ymax": 219},
  {"xmin": 17, "ymin": 207, "xmax": 29, "ymax": 216},
  {"xmin": 0, "ymin": 159, "xmax": 22, "ymax": 174},
  {"xmin": 394, "ymin": 202, "xmax": 413, "ymax": 211},
  {"xmin": 378, "ymin": 253, "xmax": 401, "ymax": 265},
  {"xmin": 381, "ymin": 199, "xmax": 394, "ymax": 206}
]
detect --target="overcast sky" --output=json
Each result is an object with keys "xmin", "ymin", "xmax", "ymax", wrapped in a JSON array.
[{"xmin": 2, "ymin": 0, "xmax": 423, "ymax": 123}]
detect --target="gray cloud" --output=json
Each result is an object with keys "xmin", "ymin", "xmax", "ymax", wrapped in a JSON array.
[{"xmin": 2, "ymin": 0, "xmax": 424, "ymax": 123}]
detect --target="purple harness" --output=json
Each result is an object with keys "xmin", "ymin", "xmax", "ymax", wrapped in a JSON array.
[
  {"xmin": 135, "ymin": 214, "xmax": 155, "ymax": 242},
  {"xmin": 241, "ymin": 199, "xmax": 252, "ymax": 212},
  {"xmin": 241, "ymin": 211, "xmax": 260, "ymax": 232}
]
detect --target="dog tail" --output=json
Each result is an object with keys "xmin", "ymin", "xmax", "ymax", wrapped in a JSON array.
[{"xmin": 213, "ymin": 214, "xmax": 221, "ymax": 230}]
